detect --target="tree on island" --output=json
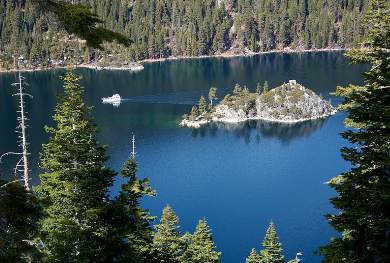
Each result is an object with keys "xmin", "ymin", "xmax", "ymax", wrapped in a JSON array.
[
  {"xmin": 321, "ymin": 0, "xmax": 390, "ymax": 262},
  {"xmin": 233, "ymin": 83, "xmax": 243, "ymax": 95},
  {"xmin": 36, "ymin": 71, "xmax": 120, "ymax": 261},
  {"xmin": 208, "ymin": 87, "xmax": 218, "ymax": 108},
  {"xmin": 198, "ymin": 96, "xmax": 207, "ymax": 114},
  {"xmin": 182, "ymin": 219, "xmax": 221, "ymax": 263},
  {"xmin": 256, "ymin": 83, "xmax": 262, "ymax": 94},
  {"xmin": 153, "ymin": 205, "xmax": 184, "ymax": 262},
  {"xmin": 189, "ymin": 106, "xmax": 199, "ymax": 120},
  {"xmin": 263, "ymin": 81, "xmax": 269, "ymax": 93}
]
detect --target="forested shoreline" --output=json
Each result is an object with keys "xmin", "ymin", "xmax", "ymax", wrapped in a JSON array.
[{"xmin": 0, "ymin": 0, "xmax": 367, "ymax": 71}]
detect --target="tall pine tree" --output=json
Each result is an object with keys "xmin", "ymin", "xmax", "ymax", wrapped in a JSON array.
[
  {"xmin": 259, "ymin": 221, "xmax": 284, "ymax": 263},
  {"xmin": 320, "ymin": 0, "xmax": 390, "ymax": 261},
  {"xmin": 36, "ymin": 71, "xmax": 118, "ymax": 262}
]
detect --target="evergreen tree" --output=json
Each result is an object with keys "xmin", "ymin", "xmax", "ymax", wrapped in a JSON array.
[
  {"xmin": 153, "ymin": 205, "xmax": 184, "ymax": 262},
  {"xmin": 259, "ymin": 221, "xmax": 284, "ymax": 263},
  {"xmin": 190, "ymin": 106, "xmax": 199, "ymax": 120},
  {"xmin": 182, "ymin": 218, "xmax": 221, "ymax": 263},
  {"xmin": 114, "ymin": 136, "xmax": 156, "ymax": 262},
  {"xmin": 198, "ymin": 96, "xmax": 207, "ymax": 113},
  {"xmin": 246, "ymin": 248, "xmax": 261, "ymax": 263},
  {"xmin": 208, "ymin": 87, "xmax": 218, "ymax": 108},
  {"xmin": 0, "ymin": 179, "xmax": 41, "ymax": 262},
  {"xmin": 263, "ymin": 81, "xmax": 269, "ymax": 93},
  {"xmin": 36, "ymin": 71, "xmax": 118, "ymax": 262},
  {"xmin": 233, "ymin": 83, "xmax": 243, "ymax": 95},
  {"xmin": 320, "ymin": 1, "xmax": 390, "ymax": 262}
]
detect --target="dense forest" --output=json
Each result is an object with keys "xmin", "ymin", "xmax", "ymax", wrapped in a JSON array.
[{"xmin": 0, "ymin": 0, "xmax": 368, "ymax": 69}]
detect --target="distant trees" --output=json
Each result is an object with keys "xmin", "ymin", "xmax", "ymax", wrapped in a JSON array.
[
  {"xmin": 246, "ymin": 221, "xmax": 284, "ymax": 263},
  {"xmin": 320, "ymin": 0, "xmax": 390, "ymax": 262},
  {"xmin": 0, "ymin": 0, "xmax": 368, "ymax": 69}
]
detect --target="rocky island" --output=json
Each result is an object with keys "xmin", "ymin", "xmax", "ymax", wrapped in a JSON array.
[{"xmin": 180, "ymin": 80, "xmax": 336, "ymax": 128}]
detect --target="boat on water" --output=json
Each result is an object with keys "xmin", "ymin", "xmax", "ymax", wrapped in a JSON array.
[{"xmin": 102, "ymin": 94, "xmax": 122, "ymax": 107}]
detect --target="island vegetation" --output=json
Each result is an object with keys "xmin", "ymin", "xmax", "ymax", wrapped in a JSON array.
[
  {"xmin": 1, "ymin": 0, "xmax": 368, "ymax": 71},
  {"xmin": 181, "ymin": 80, "xmax": 336, "ymax": 128}
]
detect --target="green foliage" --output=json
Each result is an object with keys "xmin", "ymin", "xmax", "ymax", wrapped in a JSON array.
[
  {"xmin": 182, "ymin": 219, "xmax": 221, "ymax": 263},
  {"xmin": 35, "ymin": 71, "xmax": 118, "ymax": 262},
  {"xmin": 263, "ymin": 81, "xmax": 269, "ymax": 93},
  {"xmin": 208, "ymin": 87, "xmax": 218, "ymax": 108},
  {"xmin": 198, "ymin": 96, "xmax": 207, "ymax": 113},
  {"xmin": 115, "ymin": 152, "xmax": 156, "ymax": 262},
  {"xmin": 0, "ymin": 0, "xmax": 368, "ymax": 69},
  {"xmin": 33, "ymin": 0, "xmax": 129, "ymax": 49},
  {"xmin": 233, "ymin": 83, "xmax": 243, "ymax": 95},
  {"xmin": 190, "ymin": 106, "xmax": 199, "ymax": 120},
  {"xmin": 153, "ymin": 206, "xmax": 184, "ymax": 262},
  {"xmin": 320, "ymin": 0, "xmax": 390, "ymax": 262},
  {"xmin": 259, "ymin": 221, "xmax": 284, "ymax": 263},
  {"xmin": 246, "ymin": 248, "xmax": 261, "ymax": 263},
  {"xmin": 0, "ymin": 179, "xmax": 41, "ymax": 262}
]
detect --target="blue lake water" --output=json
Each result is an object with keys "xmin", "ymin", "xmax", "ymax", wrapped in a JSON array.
[{"xmin": 0, "ymin": 51, "xmax": 367, "ymax": 262}]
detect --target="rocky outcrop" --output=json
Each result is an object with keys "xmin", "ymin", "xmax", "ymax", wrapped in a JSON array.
[
  {"xmin": 256, "ymin": 80, "xmax": 335, "ymax": 122},
  {"xmin": 180, "ymin": 80, "xmax": 336, "ymax": 128}
]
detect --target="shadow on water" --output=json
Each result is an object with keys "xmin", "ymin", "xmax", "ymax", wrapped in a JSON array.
[{"xmin": 190, "ymin": 118, "xmax": 328, "ymax": 145}]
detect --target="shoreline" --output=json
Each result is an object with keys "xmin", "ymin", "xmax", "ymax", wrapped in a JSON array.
[
  {"xmin": 0, "ymin": 47, "xmax": 346, "ymax": 74},
  {"xmin": 180, "ymin": 110, "xmax": 338, "ymax": 128}
]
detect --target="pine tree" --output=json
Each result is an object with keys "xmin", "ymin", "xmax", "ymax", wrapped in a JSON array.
[
  {"xmin": 208, "ymin": 87, "xmax": 218, "ymax": 108},
  {"xmin": 259, "ymin": 221, "xmax": 284, "ymax": 263},
  {"xmin": 198, "ymin": 96, "xmax": 207, "ymax": 113},
  {"xmin": 320, "ymin": 1, "xmax": 390, "ymax": 261},
  {"xmin": 36, "ymin": 71, "xmax": 117, "ymax": 262},
  {"xmin": 114, "ymin": 135, "xmax": 156, "ymax": 262},
  {"xmin": 190, "ymin": 106, "xmax": 199, "ymax": 120},
  {"xmin": 246, "ymin": 248, "xmax": 261, "ymax": 263},
  {"xmin": 182, "ymin": 218, "xmax": 221, "ymax": 263},
  {"xmin": 263, "ymin": 81, "xmax": 269, "ymax": 93},
  {"xmin": 233, "ymin": 83, "xmax": 243, "ymax": 95},
  {"xmin": 153, "ymin": 205, "xmax": 184, "ymax": 262},
  {"xmin": 0, "ymin": 179, "xmax": 41, "ymax": 262}
]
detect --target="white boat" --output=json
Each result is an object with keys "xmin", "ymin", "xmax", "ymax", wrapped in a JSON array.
[{"xmin": 102, "ymin": 94, "xmax": 122, "ymax": 107}]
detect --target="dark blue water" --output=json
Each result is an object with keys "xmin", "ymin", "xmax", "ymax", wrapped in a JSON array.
[{"xmin": 0, "ymin": 52, "xmax": 367, "ymax": 262}]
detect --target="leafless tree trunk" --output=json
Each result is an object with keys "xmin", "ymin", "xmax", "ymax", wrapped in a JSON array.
[{"xmin": 0, "ymin": 72, "xmax": 33, "ymax": 191}]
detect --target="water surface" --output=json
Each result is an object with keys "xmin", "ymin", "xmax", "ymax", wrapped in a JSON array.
[{"xmin": 0, "ymin": 52, "xmax": 367, "ymax": 262}]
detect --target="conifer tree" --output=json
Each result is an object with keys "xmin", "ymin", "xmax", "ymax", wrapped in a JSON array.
[
  {"xmin": 246, "ymin": 248, "xmax": 261, "ymax": 263},
  {"xmin": 153, "ymin": 205, "xmax": 184, "ymax": 262},
  {"xmin": 114, "ymin": 134, "xmax": 156, "ymax": 262},
  {"xmin": 182, "ymin": 218, "xmax": 221, "ymax": 263},
  {"xmin": 233, "ymin": 83, "xmax": 243, "ymax": 95},
  {"xmin": 36, "ymin": 71, "xmax": 117, "ymax": 262},
  {"xmin": 321, "ymin": 1, "xmax": 390, "ymax": 261},
  {"xmin": 0, "ymin": 179, "xmax": 41, "ymax": 262},
  {"xmin": 263, "ymin": 81, "xmax": 269, "ymax": 93},
  {"xmin": 259, "ymin": 221, "xmax": 284, "ymax": 263},
  {"xmin": 198, "ymin": 96, "xmax": 207, "ymax": 113},
  {"xmin": 208, "ymin": 87, "xmax": 218, "ymax": 108}
]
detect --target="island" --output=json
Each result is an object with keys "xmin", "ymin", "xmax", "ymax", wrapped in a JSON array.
[{"xmin": 180, "ymin": 80, "xmax": 336, "ymax": 128}]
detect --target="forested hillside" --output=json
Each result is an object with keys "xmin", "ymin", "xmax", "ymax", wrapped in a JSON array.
[{"xmin": 0, "ymin": 0, "xmax": 367, "ymax": 70}]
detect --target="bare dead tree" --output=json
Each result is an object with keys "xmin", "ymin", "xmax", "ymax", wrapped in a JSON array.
[{"xmin": 0, "ymin": 72, "xmax": 33, "ymax": 191}]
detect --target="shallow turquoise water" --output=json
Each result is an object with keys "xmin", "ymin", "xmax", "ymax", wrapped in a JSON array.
[{"xmin": 0, "ymin": 52, "xmax": 367, "ymax": 262}]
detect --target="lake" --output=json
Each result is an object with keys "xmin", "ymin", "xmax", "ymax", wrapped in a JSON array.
[{"xmin": 0, "ymin": 51, "xmax": 367, "ymax": 262}]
